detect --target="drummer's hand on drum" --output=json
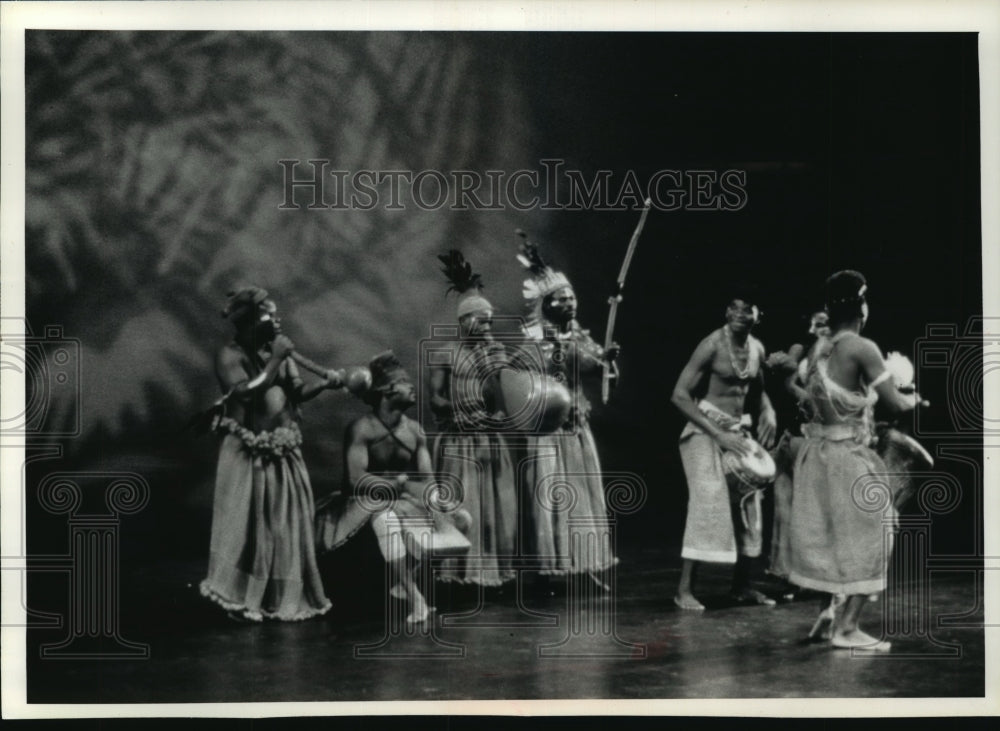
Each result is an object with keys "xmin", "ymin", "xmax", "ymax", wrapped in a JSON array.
[{"xmin": 716, "ymin": 431, "xmax": 753, "ymax": 457}]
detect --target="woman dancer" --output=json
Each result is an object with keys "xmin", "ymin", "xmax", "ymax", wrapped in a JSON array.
[{"xmin": 787, "ymin": 271, "xmax": 923, "ymax": 650}]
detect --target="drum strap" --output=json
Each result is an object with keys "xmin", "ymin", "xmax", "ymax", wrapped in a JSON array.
[
  {"xmin": 373, "ymin": 415, "xmax": 416, "ymax": 457},
  {"xmin": 739, "ymin": 490, "xmax": 763, "ymax": 533},
  {"xmin": 697, "ymin": 400, "xmax": 751, "ymax": 432}
]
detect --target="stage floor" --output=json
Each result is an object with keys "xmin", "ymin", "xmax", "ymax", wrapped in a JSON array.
[{"xmin": 26, "ymin": 546, "xmax": 985, "ymax": 703}]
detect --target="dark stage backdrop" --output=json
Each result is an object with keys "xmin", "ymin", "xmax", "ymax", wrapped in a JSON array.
[{"xmin": 23, "ymin": 32, "xmax": 981, "ymax": 564}]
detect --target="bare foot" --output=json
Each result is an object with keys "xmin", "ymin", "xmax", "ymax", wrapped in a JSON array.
[
  {"xmin": 389, "ymin": 583, "xmax": 406, "ymax": 600},
  {"xmin": 730, "ymin": 589, "xmax": 776, "ymax": 607},
  {"xmin": 831, "ymin": 628, "xmax": 891, "ymax": 652},
  {"xmin": 405, "ymin": 606, "xmax": 436, "ymax": 626},
  {"xmin": 674, "ymin": 594, "xmax": 705, "ymax": 611}
]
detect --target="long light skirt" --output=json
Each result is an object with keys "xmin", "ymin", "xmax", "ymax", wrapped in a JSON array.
[
  {"xmin": 200, "ymin": 435, "xmax": 332, "ymax": 621},
  {"xmin": 435, "ymin": 433, "xmax": 518, "ymax": 586},
  {"xmin": 788, "ymin": 437, "xmax": 895, "ymax": 596},
  {"xmin": 522, "ymin": 425, "xmax": 617, "ymax": 575},
  {"xmin": 768, "ymin": 433, "xmax": 802, "ymax": 579}
]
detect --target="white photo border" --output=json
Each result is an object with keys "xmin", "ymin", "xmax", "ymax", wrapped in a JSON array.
[{"xmin": 2, "ymin": 0, "xmax": 997, "ymax": 719}]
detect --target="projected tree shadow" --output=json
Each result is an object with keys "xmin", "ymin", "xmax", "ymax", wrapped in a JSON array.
[{"xmin": 25, "ymin": 31, "xmax": 536, "ymax": 468}]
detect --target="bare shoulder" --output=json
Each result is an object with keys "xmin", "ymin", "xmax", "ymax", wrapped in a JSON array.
[
  {"xmin": 748, "ymin": 334, "xmax": 766, "ymax": 357},
  {"xmin": 401, "ymin": 415, "xmax": 426, "ymax": 441},
  {"xmin": 676, "ymin": 330, "xmax": 718, "ymax": 375},
  {"xmin": 691, "ymin": 329, "xmax": 721, "ymax": 361},
  {"xmin": 841, "ymin": 333, "xmax": 882, "ymax": 359},
  {"xmin": 215, "ymin": 344, "xmax": 251, "ymax": 388},
  {"xmin": 698, "ymin": 329, "xmax": 722, "ymax": 353},
  {"xmin": 216, "ymin": 342, "xmax": 245, "ymax": 367},
  {"xmin": 347, "ymin": 414, "xmax": 377, "ymax": 442}
]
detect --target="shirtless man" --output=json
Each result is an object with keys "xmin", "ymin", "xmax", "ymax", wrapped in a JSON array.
[
  {"xmin": 201, "ymin": 286, "xmax": 341, "ymax": 621},
  {"xmin": 671, "ymin": 297, "xmax": 777, "ymax": 610},
  {"xmin": 342, "ymin": 352, "xmax": 437, "ymax": 624}
]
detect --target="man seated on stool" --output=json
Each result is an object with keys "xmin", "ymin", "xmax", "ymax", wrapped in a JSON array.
[{"xmin": 318, "ymin": 352, "xmax": 450, "ymax": 625}]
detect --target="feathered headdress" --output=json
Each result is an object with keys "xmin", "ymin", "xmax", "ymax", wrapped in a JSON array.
[
  {"xmin": 516, "ymin": 230, "xmax": 571, "ymax": 330},
  {"xmin": 438, "ymin": 250, "xmax": 493, "ymax": 319}
]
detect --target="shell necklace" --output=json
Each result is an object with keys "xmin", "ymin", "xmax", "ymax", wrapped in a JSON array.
[{"xmin": 724, "ymin": 325, "xmax": 754, "ymax": 380}]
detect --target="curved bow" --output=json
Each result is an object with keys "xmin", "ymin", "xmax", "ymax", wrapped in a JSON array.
[{"xmin": 601, "ymin": 198, "xmax": 651, "ymax": 404}]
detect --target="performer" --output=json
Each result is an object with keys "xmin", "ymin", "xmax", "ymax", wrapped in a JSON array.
[
  {"xmin": 201, "ymin": 286, "xmax": 338, "ymax": 622},
  {"xmin": 316, "ymin": 351, "xmax": 440, "ymax": 625},
  {"xmin": 787, "ymin": 270, "xmax": 923, "ymax": 650},
  {"xmin": 429, "ymin": 251, "xmax": 518, "ymax": 588},
  {"xmin": 765, "ymin": 310, "xmax": 830, "ymax": 593},
  {"xmin": 672, "ymin": 296, "xmax": 778, "ymax": 611},
  {"xmin": 779, "ymin": 311, "xmax": 832, "ymax": 407},
  {"xmin": 871, "ymin": 354, "xmax": 935, "ymax": 512},
  {"xmin": 517, "ymin": 239, "xmax": 619, "ymax": 589}
]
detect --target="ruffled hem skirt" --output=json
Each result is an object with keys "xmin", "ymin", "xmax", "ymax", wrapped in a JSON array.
[{"xmin": 201, "ymin": 435, "xmax": 332, "ymax": 621}]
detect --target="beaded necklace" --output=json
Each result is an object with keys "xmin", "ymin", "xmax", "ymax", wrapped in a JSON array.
[{"xmin": 724, "ymin": 325, "xmax": 755, "ymax": 380}]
